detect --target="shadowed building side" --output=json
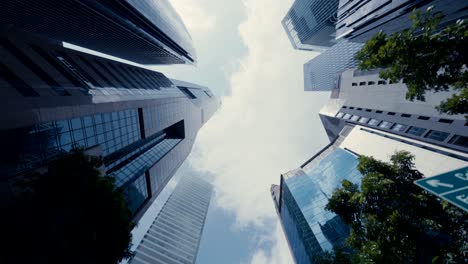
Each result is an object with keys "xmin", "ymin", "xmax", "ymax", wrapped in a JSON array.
[
  {"xmin": 0, "ymin": 0, "xmax": 196, "ymax": 65},
  {"xmin": 282, "ymin": 0, "xmax": 340, "ymax": 51},
  {"xmin": 0, "ymin": 29, "xmax": 220, "ymax": 221}
]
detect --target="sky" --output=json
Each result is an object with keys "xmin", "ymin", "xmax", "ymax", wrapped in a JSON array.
[{"xmin": 134, "ymin": 0, "xmax": 332, "ymax": 263}]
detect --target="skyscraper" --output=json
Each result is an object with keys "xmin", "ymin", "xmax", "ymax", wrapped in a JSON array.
[
  {"xmin": 282, "ymin": 0, "xmax": 340, "ymax": 51},
  {"xmin": 130, "ymin": 175, "xmax": 213, "ymax": 264},
  {"xmin": 0, "ymin": 0, "xmax": 196, "ymax": 64},
  {"xmin": 303, "ymin": 40, "xmax": 363, "ymax": 91},
  {"xmin": 0, "ymin": 28, "xmax": 219, "ymax": 220},
  {"xmin": 272, "ymin": 123, "xmax": 468, "ymax": 263},
  {"xmin": 335, "ymin": 0, "xmax": 468, "ymax": 42}
]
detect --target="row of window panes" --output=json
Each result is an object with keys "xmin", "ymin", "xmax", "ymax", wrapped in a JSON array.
[
  {"xmin": 151, "ymin": 222, "xmax": 199, "ymax": 245},
  {"xmin": 112, "ymin": 138, "xmax": 181, "ymax": 186},
  {"xmin": 351, "ymin": 79, "xmax": 400, "ymax": 86},
  {"xmin": 340, "ymin": 107, "xmax": 460, "ymax": 124},
  {"xmin": 148, "ymin": 226, "xmax": 198, "ymax": 250},
  {"xmin": 150, "ymin": 224, "xmax": 199, "ymax": 248},
  {"xmin": 107, "ymin": 133, "xmax": 166, "ymax": 170},
  {"xmin": 143, "ymin": 234, "xmax": 195, "ymax": 261},
  {"xmin": 145, "ymin": 231, "xmax": 196, "ymax": 257},
  {"xmin": 140, "ymin": 240, "xmax": 192, "ymax": 264},
  {"xmin": 335, "ymin": 112, "xmax": 466, "ymax": 145}
]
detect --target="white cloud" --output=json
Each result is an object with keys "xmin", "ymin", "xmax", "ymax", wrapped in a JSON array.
[
  {"xmin": 183, "ymin": 0, "xmax": 331, "ymax": 263},
  {"xmin": 170, "ymin": 0, "xmax": 217, "ymax": 36},
  {"xmin": 246, "ymin": 221, "xmax": 296, "ymax": 264}
]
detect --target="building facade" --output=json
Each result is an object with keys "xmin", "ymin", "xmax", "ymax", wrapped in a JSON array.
[
  {"xmin": 0, "ymin": 29, "xmax": 219, "ymax": 220},
  {"xmin": 130, "ymin": 175, "xmax": 213, "ymax": 264},
  {"xmin": 273, "ymin": 123, "xmax": 468, "ymax": 263},
  {"xmin": 303, "ymin": 40, "xmax": 363, "ymax": 91},
  {"xmin": 0, "ymin": 0, "xmax": 196, "ymax": 64},
  {"xmin": 319, "ymin": 69, "xmax": 468, "ymax": 154},
  {"xmin": 335, "ymin": 0, "xmax": 468, "ymax": 42},
  {"xmin": 282, "ymin": 0, "xmax": 340, "ymax": 51}
]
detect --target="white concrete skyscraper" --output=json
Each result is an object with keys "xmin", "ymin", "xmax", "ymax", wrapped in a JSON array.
[{"xmin": 130, "ymin": 175, "xmax": 213, "ymax": 264}]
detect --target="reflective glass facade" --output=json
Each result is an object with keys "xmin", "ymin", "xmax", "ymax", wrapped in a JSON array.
[
  {"xmin": 130, "ymin": 175, "xmax": 213, "ymax": 264},
  {"xmin": 303, "ymin": 40, "xmax": 363, "ymax": 91},
  {"xmin": 0, "ymin": 0, "xmax": 196, "ymax": 64},
  {"xmin": 282, "ymin": 0, "xmax": 339, "ymax": 51},
  {"xmin": 275, "ymin": 148, "xmax": 362, "ymax": 263},
  {"xmin": 0, "ymin": 30, "xmax": 220, "ymax": 220},
  {"xmin": 336, "ymin": 0, "xmax": 468, "ymax": 42}
]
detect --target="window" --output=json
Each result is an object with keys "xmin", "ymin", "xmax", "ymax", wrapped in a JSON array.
[
  {"xmin": 352, "ymin": 82, "xmax": 357, "ymax": 86},
  {"xmin": 438, "ymin": 118, "xmax": 453, "ymax": 124},
  {"xmin": 350, "ymin": 115, "xmax": 360, "ymax": 121},
  {"xmin": 178, "ymin": 87, "xmax": 197, "ymax": 99},
  {"xmin": 424, "ymin": 130, "xmax": 450, "ymax": 142},
  {"xmin": 359, "ymin": 82, "xmax": 366, "ymax": 86},
  {"xmin": 418, "ymin": 116, "xmax": 430, "ymax": 120},
  {"xmin": 448, "ymin": 135, "xmax": 468, "ymax": 148},
  {"xmin": 401, "ymin": 113, "xmax": 411, "ymax": 118},
  {"xmin": 367, "ymin": 81, "xmax": 375, "ymax": 85},
  {"xmin": 391, "ymin": 123, "xmax": 408, "ymax": 132},
  {"xmin": 406, "ymin": 126, "xmax": 426, "ymax": 136},
  {"xmin": 376, "ymin": 110, "xmax": 383, "ymax": 114},
  {"xmin": 387, "ymin": 112, "xmax": 396, "ymax": 115},
  {"xmin": 358, "ymin": 117, "xmax": 370, "ymax": 124},
  {"xmin": 365, "ymin": 109, "xmax": 372, "ymax": 112},
  {"xmin": 378, "ymin": 80, "xmax": 386, "ymax": 85},
  {"xmin": 357, "ymin": 108, "xmax": 362, "ymax": 111},
  {"xmin": 368, "ymin": 119, "xmax": 379, "ymax": 126},
  {"xmin": 342, "ymin": 106, "xmax": 348, "ymax": 109},
  {"xmin": 342, "ymin": 113, "xmax": 352, "ymax": 120},
  {"xmin": 336, "ymin": 112, "xmax": 345, "ymax": 118},
  {"xmin": 349, "ymin": 107, "xmax": 355, "ymax": 109},
  {"xmin": 378, "ymin": 121, "xmax": 393, "ymax": 129}
]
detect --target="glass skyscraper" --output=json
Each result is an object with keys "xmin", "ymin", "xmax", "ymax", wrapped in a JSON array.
[
  {"xmin": 273, "ymin": 124, "xmax": 468, "ymax": 263},
  {"xmin": 303, "ymin": 40, "xmax": 363, "ymax": 91},
  {"xmin": 0, "ymin": 0, "xmax": 196, "ymax": 64},
  {"xmin": 335, "ymin": 0, "xmax": 468, "ymax": 42},
  {"xmin": 0, "ymin": 27, "xmax": 219, "ymax": 220},
  {"xmin": 272, "ymin": 142, "xmax": 360, "ymax": 263},
  {"xmin": 130, "ymin": 175, "xmax": 213, "ymax": 264},
  {"xmin": 282, "ymin": 0, "xmax": 340, "ymax": 51}
]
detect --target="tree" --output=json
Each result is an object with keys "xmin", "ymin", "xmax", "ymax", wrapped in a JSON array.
[
  {"xmin": 326, "ymin": 151, "xmax": 467, "ymax": 263},
  {"xmin": 354, "ymin": 8, "xmax": 468, "ymax": 119},
  {"xmin": 1, "ymin": 149, "xmax": 134, "ymax": 264}
]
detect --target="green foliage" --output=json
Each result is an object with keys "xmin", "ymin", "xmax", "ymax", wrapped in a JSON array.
[
  {"xmin": 1, "ymin": 149, "xmax": 134, "ymax": 264},
  {"xmin": 326, "ymin": 151, "xmax": 468, "ymax": 263},
  {"xmin": 354, "ymin": 8, "xmax": 468, "ymax": 118}
]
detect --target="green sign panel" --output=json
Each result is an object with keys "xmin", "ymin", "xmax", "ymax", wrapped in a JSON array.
[{"xmin": 414, "ymin": 166, "xmax": 468, "ymax": 212}]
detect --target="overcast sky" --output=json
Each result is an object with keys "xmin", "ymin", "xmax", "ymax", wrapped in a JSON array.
[{"xmin": 139, "ymin": 0, "xmax": 332, "ymax": 263}]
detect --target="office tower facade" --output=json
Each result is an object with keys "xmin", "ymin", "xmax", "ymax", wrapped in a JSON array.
[
  {"xmin": 130, "ymin": 175, "xmax": 213, "ymax": 264},
  {"xmin": 272, "ymin": 123, "xmax": 468, "ymax": 263},
  {"xmin": 303, "ymin": 40, "xmax": 363, "ymax": 91},
  {"xmin": 335, "ymin": 0, "xmax": 468, "ymax": 42},
  {"xmin": 319, "ymin": 69, "xmax": 468, "ymax": 153},
  {"xmin": 282, "ymin": 0, "xmax": 340, "ymax": 51},
  {"xmin": 0, "ymin": 29, "xmax": 219, "ymax": 220},
  {"xmin": 0, "ymin": 0, "xmax": 196, "ymax": 64}
]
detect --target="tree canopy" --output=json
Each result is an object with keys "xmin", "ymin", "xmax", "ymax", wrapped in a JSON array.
[
  {"xmin": 1, "ymin": 149, "xmax": 134, "ymax": 264},
  {"xmin": 354, "ymin": 8, "xmax": 468, "ymax": 119},
  {"xmin": 326, "ymin": 151, "xmax": 467, "ymax": 263}
]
